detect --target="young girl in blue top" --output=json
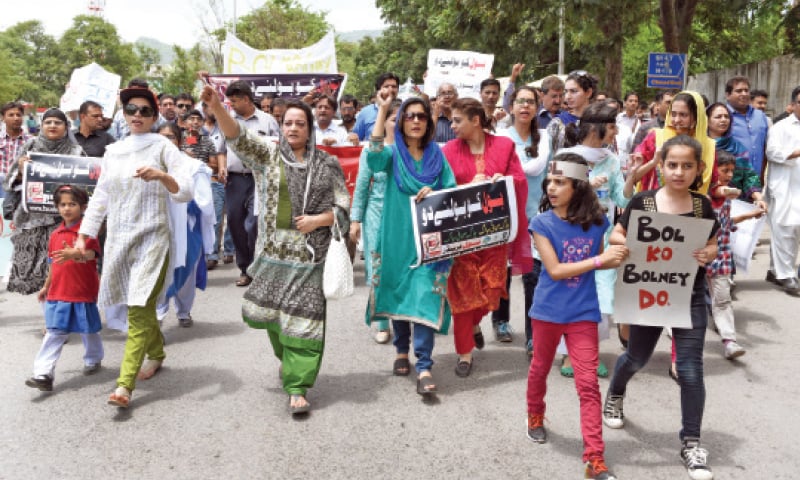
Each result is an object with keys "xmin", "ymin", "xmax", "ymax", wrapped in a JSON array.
[{"xmin": 526, "ymin": 153, "xmax": 628, "ymax": 480}]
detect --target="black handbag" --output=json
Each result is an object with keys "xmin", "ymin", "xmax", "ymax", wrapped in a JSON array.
[{"xmin": 2, "ymin": 189, "xmax": 21, "ymax": 220}]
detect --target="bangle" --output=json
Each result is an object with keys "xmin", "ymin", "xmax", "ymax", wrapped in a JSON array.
[{"xmin": 593, "ymin": 256, "xmax": 602, "ymax": 268}]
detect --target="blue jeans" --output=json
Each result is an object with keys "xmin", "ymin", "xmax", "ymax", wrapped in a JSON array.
[
  {"xmin": 608, "ymin": 283, "xmax": 707, "ymax": 440},
  {"xmin": 392, "ymin": 320, "xmax": 435, "ymax": 373},
  {"xmin": 208, "ymin": 181, "xmax": 226, "ymax": 261}
]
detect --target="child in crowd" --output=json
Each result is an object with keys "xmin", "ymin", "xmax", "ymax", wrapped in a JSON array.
[
  {"xmin": 526, "ymin": 153, "xmax": 628, "ymax": 480},
  {"xmin": 604, "ymin": 135, "xmax": 720, "ymax": 480},
  {"xmin": 707, "ymin": 150, "xmax": 764, "ymax": 359},
  {"xmin": 25, "ymin": 185, "xmax": 103, "ymax": 392}
]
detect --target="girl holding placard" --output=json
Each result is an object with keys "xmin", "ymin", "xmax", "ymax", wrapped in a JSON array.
[
  {"xmin": 603, "ymin": 135, "xmax": 719, "ymax": 480},
  {"xmin": 526, "ymin": 152, "xmax": 628, "ymax": 480}
]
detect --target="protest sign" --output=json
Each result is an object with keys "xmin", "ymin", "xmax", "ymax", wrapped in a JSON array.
[
  {"xmin": 205, "ymin": 73, "xmax": 346, "ymax": 102},
  {"xmin": 23, "ymin": 153, "xmax": 102, "ymax": 215},
  {"xmin": 614, "ymin": 210, "xmax": 713, "ymax": 328},
  {"xmin": 730, "ymin": 199, "xmax": 767, "ymax": 273},
  {"xmin": 316, "ymin": 145, "xmax": 361, "ymax": 199},
  {"xmin": 410, "ymin": 178, "xmax": 517, "ymax": 267},
  {"xmin": 60, "ymin": 62, "xmax": 121, "ymax": 118},
  {"xmin": 223, "ymin": 32, "xmax": 337, "ymax": 74},
  {"xmin": 424, "ymin": 49, "xmax": 494, "ymax": 100}
]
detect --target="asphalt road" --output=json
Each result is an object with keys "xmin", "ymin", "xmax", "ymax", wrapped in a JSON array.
[{"xmin": 0, "ymin": 232, "xmax": 797, "ymax": 480}]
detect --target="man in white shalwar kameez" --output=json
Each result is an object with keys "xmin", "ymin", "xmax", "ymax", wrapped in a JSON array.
[{"xmin": 765, "ymin": 86, "xmax": 800, "ymax": 294}]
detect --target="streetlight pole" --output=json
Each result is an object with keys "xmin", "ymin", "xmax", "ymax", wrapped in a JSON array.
[{"xmin": 558, "ymin": 3, "xmax": 565, "ymax": 75}]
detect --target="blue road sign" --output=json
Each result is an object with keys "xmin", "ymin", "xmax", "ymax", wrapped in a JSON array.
[{"xmin": 647, "ymin": 53, "xmax": 687, "ymax": 89}]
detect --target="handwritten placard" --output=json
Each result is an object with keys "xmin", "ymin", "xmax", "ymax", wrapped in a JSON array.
[
  {"xmin": 60, "ymin": 62, "xmax": 121, "ymax": 118},
  {"xmin": 729, "ymin": 199, "xmax": 767, "ymax": 273},
  {"xmin": 23, "ymin": 153, "xmax": 102, "ymax": 214},
  {"xmin": 424, "ymin": 49, "xmax": 495, "ymax": 100},
  {"xmin": 614, "ymin": 210, "xmax": 713, "ymax": 328},
  {"xmin": 410, "ymin": 178, "xmax": 517, "ymax": 266}
]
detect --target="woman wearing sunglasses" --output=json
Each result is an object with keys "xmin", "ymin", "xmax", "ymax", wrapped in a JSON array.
[
  {"xmin": 75, "ymin": 87, "xmax": 194, "ymax": 408},
  {"xmin": 368, "ymin": 94, "xmax": 456, "ymax": 397},
  {"xmin": 5, "ymin": 108, "xmax": 85, "ymax": 297},
  {"xmin": 443, "ymin": 98, "xmax": 532, "ymax": 377}
]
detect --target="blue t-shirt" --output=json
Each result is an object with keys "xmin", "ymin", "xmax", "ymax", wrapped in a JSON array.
[{"xmin": 529, "ymin": 210, "xmax": 609, "ymax": 324}]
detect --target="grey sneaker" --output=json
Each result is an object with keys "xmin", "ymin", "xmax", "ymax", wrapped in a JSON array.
[
  {"xmin": 602, "ymin": 394, "xmax": 625, "ymax": 429},
  {"xmin": 25, "ymin": 375, "xmax": 53, "ymax": 392},
  {"xmin": 723, "ymin": 341, "xmax": 745, "ymax": 360},
  {"xmin": 83, "ymin": 362, "xmax": 102, "ymax": 375},
  {"xmin": 495, "ymin": 322, "xmax": 513, "ymax": 342},
  {"xmin": 681, "ymin": 438, "xmax": 714, "ymax": 480},
  {"xmin": 526, "ymin": 413, "xmax": 547, "ymax": 443}
]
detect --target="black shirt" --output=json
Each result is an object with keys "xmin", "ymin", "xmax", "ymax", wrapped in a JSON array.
[{"xmin": 74, "ymin": 129, "xmax": 116, "ymax": 158}]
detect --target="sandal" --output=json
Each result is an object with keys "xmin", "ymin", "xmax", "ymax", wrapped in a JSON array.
[
  {"xmin": 454, "ymin": 359, "xmax": 472, "ymax": 378},
  {"xmin": 393, "ymin": 357, "xmax": 410, "ymax": 376},
  {"xmin": 416, "ymin": 374, "xmax": 437, "ymax": 395},
  {"xmin": 597, "ymin": 361, "xmax": 609, "ymax": 378},
  {"xmin": 137, "ymin": 359, "xmax": 163, "ymax": 380},
  {"xmin": 560, "ymin": 356, "xmax": 574, "ymax": 378},
  {"xmin": 289, "ymin": 394, "xmax": 311, "ymax": 415},
  {"xmin": 107, "ymin": 386, "xmax": 131, "ymax": 408},
  {"xmin": 235, "ymin": 275, "xmax": 252, "ymax": 287}
]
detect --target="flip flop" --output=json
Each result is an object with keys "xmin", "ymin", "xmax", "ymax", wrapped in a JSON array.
[
  {"xmin": 597, "ymin": 361, "xmax": 609, "ymax": 378},
  {"xmin": 137, "ymin": 359, "xmax": 163, "ymax": 380},
  {"xmin": 107, "ymin": 386, "xmax": 131, "ymax": 408},
  {"xmin": 289, "ymin": 395, "xmax": 310, "ymax": 415},
  {"xmin": 393, "ymin": 357, "xmax": 410, "ymax": 376},
  {"xmin": 560, "ymin": 356, "xmax": 574, "ymax": 378},
  {"xmin": 416, "ymin": 374, "xmax": 437, "ymax": 395}
]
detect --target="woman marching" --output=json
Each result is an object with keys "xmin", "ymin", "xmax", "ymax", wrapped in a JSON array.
[
  {"xmin": 525, "ymin": 153, "xmax": 627, "ymax": 480},
  {"xmin": 496, "ymin": 85, "xmax": 551, "ymax": 356},
  {"xmin": 76, "ymin": 87, "xmax": 194, "ymax": 408},
  {"xmin": 603, "ymin": 135, "xmax": 720, "ymax": 480},
  {"xmin": 25, "ymin": 185, "xmax": 103, "ymax": 392},
  {"xmin": 443, "ymin": 98, "xmax": 531, "ymax": 376},
  {"xmin": 367, "ymin": 93, "xmax": 456, "ymax": 397},
  {"xmin": 201, "ymin": 85, "xmax": 350, "ymax": 415},
  {"xmin": 349, "ymin": 100, "xmax": 402, "ymax": 344},
  {"xmin": 4, "ymin": 108, "xmax": 85, "ymax": 296}
]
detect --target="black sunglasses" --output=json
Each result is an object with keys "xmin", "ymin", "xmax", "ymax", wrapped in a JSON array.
[
  {"xmin": 403, "ymin": 112, "xmax": 429, "ymax": 122},
  {"xmin": 176, "ymin": 103, "xmax": 192, "ymax": 109},
  {"xmin": 124, "ymin": 104, "xmax": 156, "ymax": 117}
]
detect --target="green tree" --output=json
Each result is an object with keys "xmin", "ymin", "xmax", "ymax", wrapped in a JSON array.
[
  {"xmin": 0, "ymin": 44, "xmax": 33, "ymax": 102},
  {"xmin": 235, "ymin": 0, "xmax": 329, "ymax": 50},
  {"xmin": 163, "ymin": 44, "xmax": 206, "ymax": 95},
  {"xmin": 0, "ymin": 20, "xmax": 64, "ymax": 105},
  {"xmin": 59, "ymin": 15, "xmax": 140, "ymax": 84}
]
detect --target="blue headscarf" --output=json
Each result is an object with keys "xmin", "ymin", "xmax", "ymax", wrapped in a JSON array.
[{"xmin": 391, "ymin": 98, "xmax": 446, "ymax": 195}]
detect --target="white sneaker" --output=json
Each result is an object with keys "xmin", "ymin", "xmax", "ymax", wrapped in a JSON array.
[
  {"xmin": 602, "ymin": 394, "xmax": 625, "ymax": 429},
  {"xmin": 374, "ymin": 330, "xmax": 391, "ymax": 344},
  {"xmin": 681, "ymin": 438, "xmax": 714, "ymax": 479},
  {"xmin": 723, "ymin": 341, "xmax": 746, "ymax": 360}
]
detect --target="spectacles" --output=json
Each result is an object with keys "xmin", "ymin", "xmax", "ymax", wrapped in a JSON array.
[
  {"xmin": 514, "ymin": 98, "xmax": 538, "ymax": 106},
  {"xmin": 124, "ymin": 104, "xmax": 156, "ymax": 117},
  {"xmin": 176, "ymin": 103, "xmax": 192, "ymax": 109},
  {"xmin": 403, "ymin": 112, "xmax": 429, "ymax": 122}
]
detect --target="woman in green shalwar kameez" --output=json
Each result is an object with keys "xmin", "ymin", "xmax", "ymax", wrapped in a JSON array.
[
  {"xmin": 200, "ymin": 86, "xmax": 350, "ymax": 415},
  {"xmin": 367, "ymin": 95, "xmax": 456, "ymax": 396}
]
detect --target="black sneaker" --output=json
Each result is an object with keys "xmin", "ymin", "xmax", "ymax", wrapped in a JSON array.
[
  {"xmin": 25, "ymin": 375, "xmax": 53, "ymax": 392},
  {"xmin": 681, "ymin": 438, "xmax": 714, "ymax": 480},
  {"xmin": 526, "ymin": 413, "xmax": 547, "ymax": 443}
]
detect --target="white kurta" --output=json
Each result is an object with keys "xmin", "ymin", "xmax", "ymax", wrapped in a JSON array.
[
  {"xmin": 765, "ymin": 115, "xmax": 800, "ymax": 226},
  {"xmin": 80, "ymin": 134, "xmax": 193, "ymax": 308}
]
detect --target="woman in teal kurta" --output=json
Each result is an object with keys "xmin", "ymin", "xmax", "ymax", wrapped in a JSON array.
[
  {"xmin": 349, "ymin": 101, "xmax": 401, "ymax": 344},
  {"xmin": 367, "ymin": 95, "xmax": 455, "ymax": 396}
]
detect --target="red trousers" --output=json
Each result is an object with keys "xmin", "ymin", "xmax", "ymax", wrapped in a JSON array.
[
  {"xmin": 453, "ymin": 309, "xmax": 486, "ymax": 354},
  {"xmin": 526, "ymin": 318, "xmax": 604, "ymax": 462}
]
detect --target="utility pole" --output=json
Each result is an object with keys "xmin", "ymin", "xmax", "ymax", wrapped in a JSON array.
[{"xmin": 558, "ymin": 3, "xmax": 565, "ymax": 75}]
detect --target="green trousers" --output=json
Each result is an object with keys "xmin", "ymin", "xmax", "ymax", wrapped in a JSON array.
[
  {"xmin": 117, "ymin": 258, "xmax": 168, "ymax": 391},
  {"xmin": 267, "ymin": 330, "xmax": 323, "ymax": 396}
]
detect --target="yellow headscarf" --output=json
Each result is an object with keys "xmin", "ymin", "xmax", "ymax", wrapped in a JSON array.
[{"xmin": 654, "ymin": 90, "xmax": 715, "ymax": 194}]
